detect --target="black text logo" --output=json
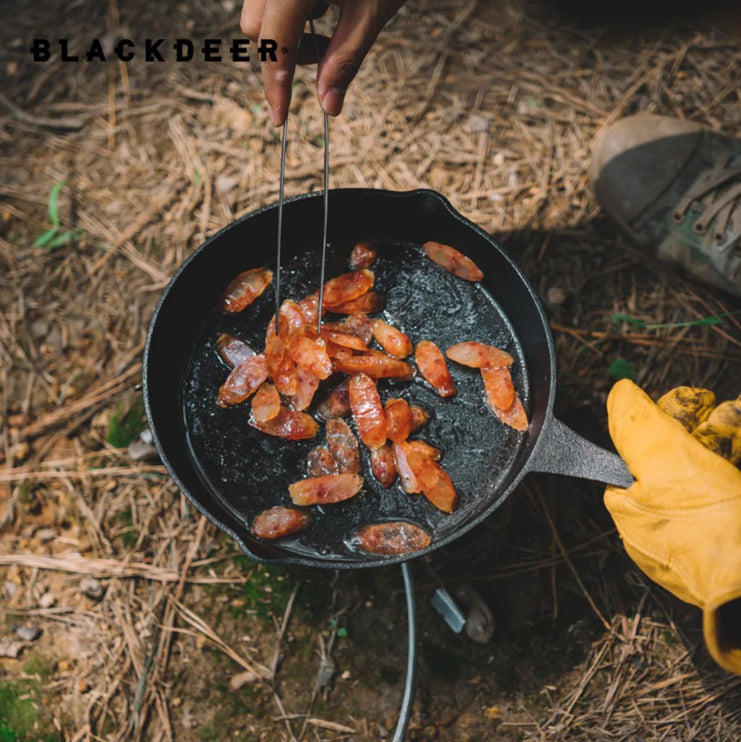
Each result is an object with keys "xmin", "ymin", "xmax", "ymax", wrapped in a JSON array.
[{"xmin": 30, "ymin": 38, "xmax": 280, "ymax": 63}]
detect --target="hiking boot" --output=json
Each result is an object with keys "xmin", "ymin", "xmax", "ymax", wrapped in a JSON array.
[{"xmin": 588, "ymin": 114, "xmax": 741, "ymax": 298}]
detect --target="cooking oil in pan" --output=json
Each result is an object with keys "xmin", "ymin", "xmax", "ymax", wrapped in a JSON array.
[{"xmin": 181, "ymin": 239, "xmax": 529, "ymax": 563}]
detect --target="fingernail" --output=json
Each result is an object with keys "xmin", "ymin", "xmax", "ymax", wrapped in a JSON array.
[
  {"xmin": 268, "ymin": 104, "xmax": 281, "ymax": 127},
  {"xmin": 321, "ymin": 87, "xmax": 345, "ymax": 117}
]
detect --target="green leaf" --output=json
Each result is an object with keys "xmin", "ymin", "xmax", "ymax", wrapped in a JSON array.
[
  {"xmin": 608, "ymin": 357, "xmax": 636, "ymax": 382},
  {"xmin": 46, "ymin": 231, "xmax": 75, "ymax": 249},
  {"xmin": 610, "ymin": 313, "xmax": 646, "ymax": 328},
  {"xmin": 107, "ymin": 396, "xmax": 147, "ymax": 448},
  {"xmin": 33, "ymin": 228, "xmax": 59, "ymax": 248},
  {"xmin": 643, "ymin": 316, "xmax": 725, "ymax": 330},
  {"xmin": 48, "ymin": 180, "xmax": 65, "ymax": 227},
  {"xmin": 611, "ymin": 310, "xmax": 741, "ymax": 330}
]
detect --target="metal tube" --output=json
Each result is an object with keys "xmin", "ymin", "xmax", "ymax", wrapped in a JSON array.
[
  {"xmin": 391, "ymin": 562, "xmax": 417, "ymax": 742},
  {"xmin": 309, "ymin": 17, "xmax": 329, "ymax": 336},
  {"xmin": 274, "ymin": 116, "xmax": 288, "ymax": 334}
]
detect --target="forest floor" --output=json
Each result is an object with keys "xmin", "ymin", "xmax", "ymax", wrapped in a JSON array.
[{"xmin": 1, "ymin": 0, "xmax": 741, "ymax": 739}]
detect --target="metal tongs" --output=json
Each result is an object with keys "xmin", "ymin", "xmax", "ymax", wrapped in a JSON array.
[{"xmin": 275, "ymin": 4, "xmax": 330, "ymax": 337}]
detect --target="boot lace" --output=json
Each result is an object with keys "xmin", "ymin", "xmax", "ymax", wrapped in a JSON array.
[{"xmin": 672, "ymin": 156, "xmax": 741, "ymax": 252}]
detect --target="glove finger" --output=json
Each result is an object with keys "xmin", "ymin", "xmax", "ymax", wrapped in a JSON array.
[
  {"xmin": 657, "ymin": 386, "xmax": 715, "ymax": 431},
  {"xmin": 607, "ymin": 379, "xmax": 721, "ymax": 484},
  {"xmin": 693, "ymin": 399, "xmax": 741, "ymax": 466}
]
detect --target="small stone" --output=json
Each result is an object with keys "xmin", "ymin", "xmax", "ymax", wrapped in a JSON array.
[
  {"xmin": 38, "ymin": 592, "xmax": 56, "ymax": 608},
  {"xmin": 57, "ymin": 660, "xmax": 70, "ymax": 672},
  {"xmin": 127, "ymin": 439, "xmax": 157, "ymax": 461},
  {"xmin": 172, "ymin": 697, "xmax": 182, "ymax": 707},
  {"xmin": 80, "ymin": 577, "xmax": 104, "ymax": 601},
  {"xmin": 468, "ymin": 114, "xmax": 491, "ymax": 133},
  {"xmin": 229, "ymin": 670, "xmax": 259, "ymax": 690},
  {"xmin": 547, "ymin": 287, "xmax": 568, "ymax": 306},
  {"xmin": 315, "ymin": 655, "xmax": 336, "ymax": 692},
  {"xmin": 0, "ymin": 639, "xmax": 24, "ymax": 658},
  {"xmin": 14, "ymin": 626, "xmax": 41, "ymax": 642},
  {"xmin": 30, "ymin": 319, "xmax": 49, "ymax": 338},
  {"xmin": 43, "ymin": 326, "xmax": 63, "ymax": 352},
  {"xmin": 454, "ymin": 583, "xmax": 495, "ymax": 644},
  {"xmin": 35, "ymin": 528, "xmax": 57, "ymax": 543}
]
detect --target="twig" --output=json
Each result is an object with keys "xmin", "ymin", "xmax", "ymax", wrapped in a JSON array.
[
  {"xmin": 19, "ymin": 361, "xmax": 142, "ymax": 440},
  {"xmin": 0, "ymin": 552, "xmax": 245, "ymax": 584},
  {"xmin": 142, "ymin": 515, "xmax": 208, "ymax": 730},
  {"xmin": 87, "ymin": 177, "xmax": 181, "ymax": 277},
  {"xmin": 0, "ymin": 464, "xmax": 167, "ymax": 483},
  {"xmin": 276, "ymin": 715, "xmax": 356, "ymax": 734},
  {"xmin": 533, "ymin": 487, "xmax": 611, "ymax": 631},
  {"xmin": 551, "ymin": 322, "xmax": 741, "ymax": 361},
  {"xmin": 169, "ymin": 598, "xmax": 272, "ymax": 680},
  {"xmin": 0, "ymin": 91, "xmax": 86, "ymax": 130},
  {"xmin": 271, "ymin": 582, "xmax": 300, "ymax": 678},
  {"xmin": 459, "ymin": 528, "xmax": 617, "ymax": 584}
]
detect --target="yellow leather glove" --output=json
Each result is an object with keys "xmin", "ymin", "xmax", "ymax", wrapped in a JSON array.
[{"xmin": 604, "ymin": 379, "xmax": 741, "ymax": 675}]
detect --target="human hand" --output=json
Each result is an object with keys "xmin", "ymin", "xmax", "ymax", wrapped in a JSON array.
[
  {"xmin": 240, "ymin": 0, "xmax": 406, "ymax": 125},
  {"xmin": 604, "ymin": 379, "xmax": 741, "ymax": 674}
]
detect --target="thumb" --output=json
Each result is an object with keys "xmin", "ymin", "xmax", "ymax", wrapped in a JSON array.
[
  {"xmin": 607, "ymin": 379, "xmax": 701, "ymax": 483},
  {"xmin": 317, "ymin": 0, "xmax": 401, "ymax": 115}
]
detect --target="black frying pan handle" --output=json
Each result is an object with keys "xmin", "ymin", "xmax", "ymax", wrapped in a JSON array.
[{"xmin": 528, "ymin": 416, "xmax": 634, "ymax": 489}]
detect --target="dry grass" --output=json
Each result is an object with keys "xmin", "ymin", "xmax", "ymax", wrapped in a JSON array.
[{"xmin": 1, "ymin": 0, "xmax": 741, "ymax": 739}]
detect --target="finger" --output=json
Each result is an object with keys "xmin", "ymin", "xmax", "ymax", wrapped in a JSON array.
[
  {"xmin": 260, "ymin": 0, "xmax": 317, "ymax": 126},
  {"xmin": 240, "ymin": 0, "xmax": 268, "ymax": 39},
  {"xmin": 607, "ymin": 380, "xmax": 685, "ymax": 482},
  {"xmin": 316, "ymin": 1, "xmax": 399, "ymax": 116}
]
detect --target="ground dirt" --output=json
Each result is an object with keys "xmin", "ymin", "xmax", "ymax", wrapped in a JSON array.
[{"xmin": 1, "ymin": 0, "xmax": 741, "ymax": 740}]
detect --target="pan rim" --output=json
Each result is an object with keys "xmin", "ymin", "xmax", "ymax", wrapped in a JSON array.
[{"xmin": 143, "ymin": 187, "xmax": 559, "ymax": 569}]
